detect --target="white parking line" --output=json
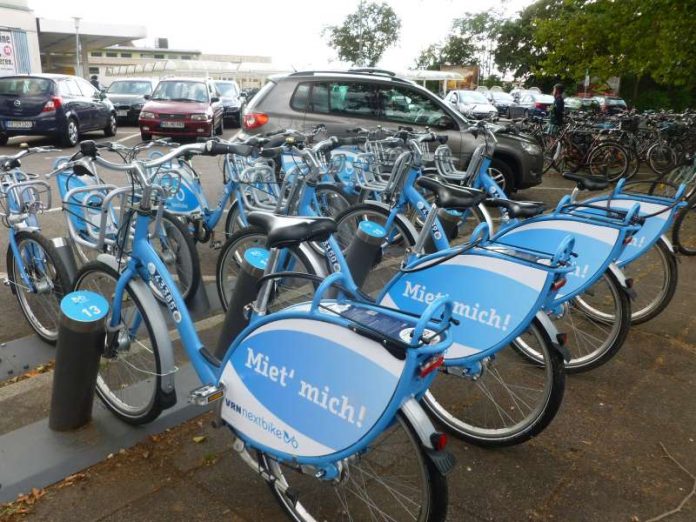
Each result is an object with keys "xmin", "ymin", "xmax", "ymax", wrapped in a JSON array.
[{"xmin": 115, "ymin": 132, "xmax": 140, "ymax": 143}]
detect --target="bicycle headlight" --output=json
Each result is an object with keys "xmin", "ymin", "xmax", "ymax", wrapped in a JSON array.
[{"xmin": 520, "ymin": 141, "xmax": 541, "ymax": 156}]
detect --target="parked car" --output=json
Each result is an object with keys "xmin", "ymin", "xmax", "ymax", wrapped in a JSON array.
[
  {"xmin": 444, "ymin": 90, "xmax": 498, "ymax": 120},
  {"xmin": 517, "ymin": 92, "xmax": 555, "ymax": 117},
  {"xmin": 0, "ymin": 73, "xmax": 117, "ymax": 147},
  {"xmin": 485, "ymin": 90, "xmax": 521, "ymax": 118},
  {"xmin": 105, "ymin": 78, "xmax": 158, "ymax": 124},
  {"xmin": 509, "ymin": 87, "xmax": 541, "ymax": 103},
  {"xmin": 593, "ymin": 95, "xmax": 628, "ymax": 115},
  {"xmin": 239, "ymin": 70, "xmax": 545, "ymax": 192},
  {"xmin": 138, "ymin": 78, "xmax": 224, "ymax": 141},
  {"xmin": 211, "ymin": 79, "xmax": 243, "ymax": 127},
  {"xmin": 565, "ymin": 96, "xmax": 599, "ymax": 113}
]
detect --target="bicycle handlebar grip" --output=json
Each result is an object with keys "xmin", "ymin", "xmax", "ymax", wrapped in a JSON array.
[
  {"xmin": 204, "ymin": 140, "xmax": 254, "ymax": 156},
  {"xmin": 260, "ymin": 147, "xmax": 282, "ymax": 158}
]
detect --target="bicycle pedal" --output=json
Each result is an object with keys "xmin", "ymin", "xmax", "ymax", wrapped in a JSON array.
[
  {"xmin": 2, "ymin": 278, "xmax": 10, "ymax": 287},
  {"xmin": 188, "ymin": 384, "xmax": 224, "ymax": 406},
  {"xmin": 211, "ymin": 240, "xmax": 223, "ymax": 250}
]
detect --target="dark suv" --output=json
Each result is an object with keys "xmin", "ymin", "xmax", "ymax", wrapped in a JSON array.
[
  {"xmin": 240, "ymin": 70, "xmax": 544, "ymax": 192},
  {"xmin": 0, "ymin": 74, "xmax": 117, "ymax": 147}
]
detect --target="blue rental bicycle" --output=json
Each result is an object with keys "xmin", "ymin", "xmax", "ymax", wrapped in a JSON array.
[
  {"xmin": 217, "ymin": 134, "xmax": 578, "ymax": 447},
  {"xmin": 0, "ymin": 146, "xmax": 71, "ymax": 344},
  {"xmin": 64, "ymin": 139, "xmax": 458, "ymax": 521}
]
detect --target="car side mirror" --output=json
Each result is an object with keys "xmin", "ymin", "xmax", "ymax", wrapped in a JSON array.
[
  {"xmin": 211, "ymin": 96, "xmax": 220, "ymax": 103},
  {"xmin": 436, "ymin": 115, "xmax": 456, "ymax": 130},
  {"xmin": 143, "ymin": 94, "xmax": 151, "ymax": 100}
]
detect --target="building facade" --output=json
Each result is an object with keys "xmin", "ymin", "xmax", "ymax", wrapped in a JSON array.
[{"xmin": 0, "ymin": 0, "xmax": 42, "ymax": 76}]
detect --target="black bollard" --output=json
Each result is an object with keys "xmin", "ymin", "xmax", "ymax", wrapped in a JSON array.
[
  {"xmin": 49, "ymin": 290, "xmax": 109, "ymax": 431},
  {"xmin": 343, "ymin": 220, "xmax": 387, "ymax": 290},
  {"xmin": 214, "ymin": 247, "xmax": 268, "ymax": 360}
]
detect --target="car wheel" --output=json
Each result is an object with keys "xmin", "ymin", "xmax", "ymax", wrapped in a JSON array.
[
  {"xmin": 61, "ymin": 118, "xmax": 79, "ymax": 147},
  {"xmin": 140, "ymin": 132, "xmax": 151, "ymax": 141},
  {"xmin": 215, "ymin": 116, "xmax": 224, "ymax": 136},
  {"xmin": 0, "ymin": 134, "xmax": 7, "ymax": 146},
  {"xmin": 488, "ymin": 158, "xmax": 515, "ymax": 194},
  {"xmin": 104, "ymin": 113, "xmax": 117, "ymax": 137}
]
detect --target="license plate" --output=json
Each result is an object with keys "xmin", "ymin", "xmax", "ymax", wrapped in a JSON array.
[
  {"xmin": 5, "ymin": 120, "xmax": 33, "ymax": 129},
  {"xmin": 161, "ymin": 121, "xmax": 184, "ymax": 128},
  {"xmin": 117, "ymin": 110, "xmax": 128, "ymax": 117}
]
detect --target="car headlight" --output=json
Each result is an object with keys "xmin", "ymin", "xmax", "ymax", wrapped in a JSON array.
[
  {"xmin": 190, "ymin": 113, "xmax": 210, "ymax": 121},
  {"xmin": 520, "ymin": 141, "xmax": 541, "ymax": 156},
  {"xmin": 140, "ymin": 111, "xmax": 156, "ymax": 119}
]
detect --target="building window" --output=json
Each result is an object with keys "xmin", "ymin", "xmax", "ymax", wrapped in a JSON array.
[
  {"xmin": 89, "ymin": 67, "xmax": 100, "ymax": 75},
  {"xmin": 106, "ymin": 52, "xmax": 118, "ymax": 58},
  {"xmin": 181, "ymin": 55, "xmax": 192, "ymax": 60},
  {"xmin": 120, "ymin": 53, "xmax": 132, "ymax": 58},
  {"xmin": 91, "ymin": 52, "xmax": 102, "ymax": 57},
  {"xmin": 154, "ymin": 54, "xmax": 165, "ymax": 59}
]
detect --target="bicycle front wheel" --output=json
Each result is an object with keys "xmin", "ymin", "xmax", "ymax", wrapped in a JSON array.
[
  {"xmin": 74, "ymin": 261, "xmax": 165, "ymax": 424},
  {"xmin": 261, "ymin": 413, "xmax": 448, "ymax": 522},
  {"xmin": 7, "ymin": 230, "xmax": 71, "ymax": 344},
  {"xmin": 588, "ymin": 141, "xmax": 629, "ymax": 181},
  {"xmin": 423, "ymin": 317, "xmax": 565, "ymax": 447},
  {"xmin": 673, "ymin": 196, "xmax": 696, "ymax": 255},
  {"xmin": 648, "ymin": 143, "xmax": 676, "ymax": 174}
]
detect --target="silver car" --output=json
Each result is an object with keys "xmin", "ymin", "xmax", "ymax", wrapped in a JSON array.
[{"xmin": 444, "ymin": 90, "xmax": 498, "ymax": 120}]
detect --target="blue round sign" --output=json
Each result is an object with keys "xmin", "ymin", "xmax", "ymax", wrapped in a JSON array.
[
  {"xmin": 244, "ymin": 247, "xmax": 269, "ymax": 270},
  {"xmin": 359, "ymin": 220, "xmax": 387, "ymax": 238},
  {"xmin": 60, "ymin": 291, "xmax": 110, "ymax": 323}
]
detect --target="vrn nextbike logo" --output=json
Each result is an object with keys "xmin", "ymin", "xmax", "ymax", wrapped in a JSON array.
[
  {"xmin": 225, "ymin": 398, "xmax": 299, "ymax": 449},
  {"xmin": 147, "ymin": 262, "xmax": 182, "ymax": 323}
]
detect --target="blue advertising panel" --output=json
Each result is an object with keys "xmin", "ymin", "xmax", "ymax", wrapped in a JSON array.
[{"xmin": 220, "ymin": 318, "xmax": 405, "ymax": 457}]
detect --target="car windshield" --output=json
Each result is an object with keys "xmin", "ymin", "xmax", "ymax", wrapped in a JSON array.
[
  {"xmin": 459, "ymin": 91, "xmax": 489, "ymax": 103},
  {"xmin": 215, "ymin": 82, "xmax": 238, "ymax": 97},
  {"xmin": 0, "ymin": 77, "xmax": 52, "ymax": 97},
  {"xmin": 151, "ymin": 81, "xmax": 208, "ymax": 102},
  {"xmin": 536, "ymin": 94, "xmax": 555, "ymax": 103},
  {"xmin": 107, "ymin": 81, "xmax": 153, "ymax": 95},
  {"xmin": 492, "ymin": 92, "xmax": 513, "ymax": 103},
  {"xmin": 607, "ymin": 98, "xmax": 627, "ymax": 107}
]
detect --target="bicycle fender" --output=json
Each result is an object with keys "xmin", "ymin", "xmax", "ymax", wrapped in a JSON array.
[
  {"xmin": 536, "ymin": 311, "xmax": 571, "ymax": 363},
  {"xmin": 401, "ymin": 397, "xmax": 456, "ymax": 475},
  {"xmin": 660, "ymin": 234, "xmax": 675, "ymax": 255},
  {"xmin": 96, "ymin": 254, "xmax": 178, "ymax": 409},
  {"xmin": 607, "ymin": 262, "xmax": 637, "ymax": 300}
]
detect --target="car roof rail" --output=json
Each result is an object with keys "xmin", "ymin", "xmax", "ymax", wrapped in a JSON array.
[
  {"xmin": 349, "ymin": 67, "xmax": 396, "ymax": 77},
  {"xmin": 287, "ymin": 69, "xmax": 404, "ymax": 81}
]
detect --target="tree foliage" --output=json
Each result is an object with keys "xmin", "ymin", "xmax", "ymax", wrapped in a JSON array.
[{"xmin": 324, "ymin": 1, "xmax": 401, "ymax": 67}]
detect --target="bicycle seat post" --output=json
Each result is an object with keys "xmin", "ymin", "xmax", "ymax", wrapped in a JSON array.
[{"xmin": 413, "ymin": 203, "xmax": 439, "ymax": 255}]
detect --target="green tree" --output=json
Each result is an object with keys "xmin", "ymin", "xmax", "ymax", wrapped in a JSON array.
[{"xmin": 324, "ymin": 1, "xmax": 401, "ymax": 67}]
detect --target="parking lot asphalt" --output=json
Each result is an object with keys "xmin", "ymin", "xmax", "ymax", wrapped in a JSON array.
[{"xmin": 1, "ymin": 131, "xmax": 695, "ymax": 521}]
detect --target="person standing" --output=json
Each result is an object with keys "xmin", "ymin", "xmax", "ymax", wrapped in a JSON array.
[
  {"xmin": 90, "ymin": 75, "xmax": 102, "ymax": 90},
  {"xmin": 547, "ymin": 83, "xmax": 565, "ymax": 134}
]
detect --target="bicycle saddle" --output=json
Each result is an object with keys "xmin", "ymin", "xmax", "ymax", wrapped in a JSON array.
[
  {"xmin": 485, "ymin": 199, "xmax": 547, "ymax": 218},
  {"xmin": 562, "ymin": 172, "xmax": 610, "ymax": 191},
  {"xmin": 247, "ymin": 212, "xmax": 337, "ymax": 249},
  {"xmin": 416, "ymin": 177, "xmax": 487, "ymax": 211}
]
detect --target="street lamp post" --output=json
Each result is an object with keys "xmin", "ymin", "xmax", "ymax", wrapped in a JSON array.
[{"xmin": 73, "ymin": 17, "xmax": 81, "ymax": 77}]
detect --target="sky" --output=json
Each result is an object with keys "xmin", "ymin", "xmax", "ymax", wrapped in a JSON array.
[{"xmin": 30, "ymin": 0, "xmax": 532, "ymax": 69}]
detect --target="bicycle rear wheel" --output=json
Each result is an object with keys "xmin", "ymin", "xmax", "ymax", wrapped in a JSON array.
[
  {"xmin": 588, "ymin": 141, "xmax": 629, "ymax": 181},
  {"xmin": 648, "ymin": 143, "xmax": 676, "ymax": 174},
  {"xmin": 7, "ymin": 230, "xmax": 71, "ymax": 344},
  {"xmin": 261, "ymin": 413, "xmax": 448, "ymax": 522},
  {"xmin": 73, "ymin": 261, "xmax": 165, "ymax": 424},
  {"xmin": 622, "ymin": 239, "xmax": 677, "ymax": 324},
  {"xmin": 422, "ymin": 317, "xmax": 565, "ymax": 447}
]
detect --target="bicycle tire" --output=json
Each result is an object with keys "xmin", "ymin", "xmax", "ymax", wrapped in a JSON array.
[
  {"xmin": 216, "ymin": 226, "xmax": 316, "ymax": 312},
  {"xmin": 422, "ymin": 317, "xmax": 565, "ymax": 447},
  {"xmin": 73, "ymin": 261, "xmax": 165, "ymax": 424},
  {"xmin": 647, "ymin": 142, "xmax": 676, "ymax": 174},
  {"xmin": 623, "ymin": 239, "xmax": 678, "ymax": 324},
  {"xmin": 672, "ymin": 195, "xmax": 696, "ymax": 256},
  {"xmin": 587, "ymin": 141, "xmax": 629, "ymax": 181},
  {"xmin": 7, "ymin": 230, "xmax": 71, "ymax": 344},
  {"xmin": 261, "ymin": 412, "xmax": 448, "ymax": 522}
]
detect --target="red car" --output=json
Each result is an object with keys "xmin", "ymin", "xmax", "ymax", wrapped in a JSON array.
[{"xmin": 138, "ymin": 78, "xmax": 224, "ymax": 140}]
